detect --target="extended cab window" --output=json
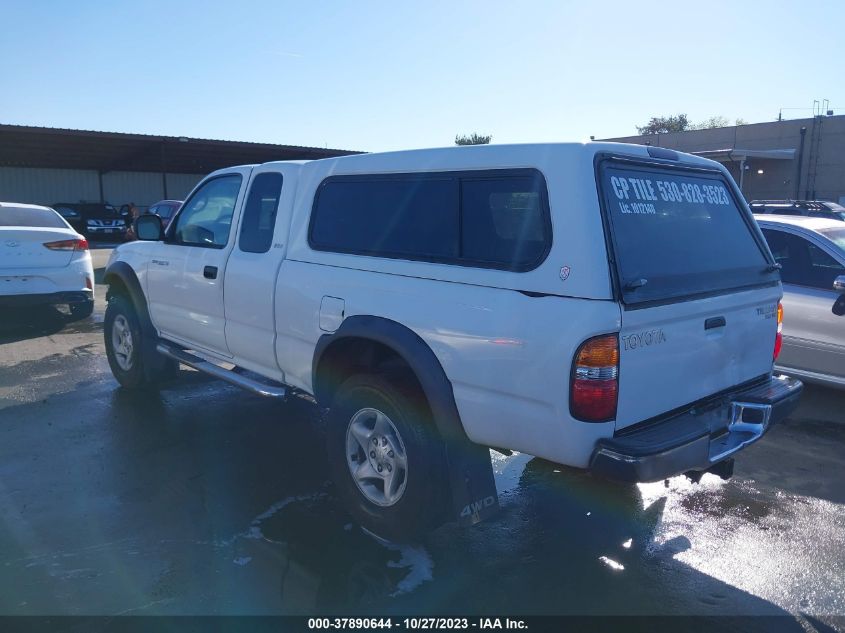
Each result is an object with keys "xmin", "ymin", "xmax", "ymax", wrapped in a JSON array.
[
  {"xmin": 172, "ymin": 174, "xmax": 242, "ymax": 248},
  {"xmin": 239, "ymin": 172, "xmax": 283, "ymax": 253},
  {"xmin": 599, "ymin": 160, "xmax": 777, "ymax": 304},
  {"xmin": 309, "ymin": 169, "xmax": 550, "ymax": 271}
]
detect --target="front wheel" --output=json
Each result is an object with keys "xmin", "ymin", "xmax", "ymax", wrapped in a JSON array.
[
  {"xmin": 326, "ymin": 374, "xmax": 448, "ymax": 541},
  {"xmin": 104, "ymin": 295, "xmax": 175, "ymax": 388}
]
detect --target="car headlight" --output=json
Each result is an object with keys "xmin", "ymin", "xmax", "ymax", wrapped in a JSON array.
[{"xmin": 86, "ymin": 219, "xmax": 96, "ymax": 225}]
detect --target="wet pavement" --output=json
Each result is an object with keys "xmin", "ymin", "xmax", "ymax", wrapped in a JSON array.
[{"xmin": 1, "ymin": 247, "xmax": 844, "ymax": 629}]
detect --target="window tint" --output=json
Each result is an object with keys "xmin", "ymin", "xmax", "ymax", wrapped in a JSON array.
[
  {"xmin": 172, "ymin": 175, "xmax": 242, "ymax": 248},
  {"xmin": 54, "ymin": 206, "xmax": 80, "ymax": 219},
  {"xmin": 309, "ymin": 169, "xmax": 550, "ymax": 270},
  {"xmin": 158, "ymin": 204, "xmax": 176, "ymax": 219},
  {"xmin": 818, "ymin": 228, "xmax": 845, "ymax": 252},
  {"xmin": 763, "ymin": 229, "xmax": 845, "ymax": 290},
  {"xmin": 600, "ymin": 162, "xmax": 774, "ymax": 303},
  {"xmin": 239, "ymin": 172, "xmax": 283, "ymax": 253},
  {"xmin": 0, "ymin": 207, "xmax": 67, "ymax": 228},
  {"xmin": 311, "ymin": 177, "xmax": 458, "ymax": 259},
  {"xmin": 461, "ymin": 175, "xmax": 548, "ymax": 268}
]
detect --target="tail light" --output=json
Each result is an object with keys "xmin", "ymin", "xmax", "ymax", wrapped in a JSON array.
[
  {"xmin": 570, "ymin": 333, "xmax": 619, "ymax": 422},
  {"xmin": 774, "ymin": 301, "xmax": 783, "ymax": 360},
  {"xmin": 43, "ymin": 238, "xmax": 89, "ymax": 252}
]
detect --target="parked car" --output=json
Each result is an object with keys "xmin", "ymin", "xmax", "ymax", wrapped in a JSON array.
[
  {"xmin": 103, "ymin": 143, "xmax": 802, "ymax": 539},
  {"xmin": 756, "ymin": 215, "xmax": 845, "ymax": 388},
  {"xmin": 750, "ymin": 199, "xmax": 845, "ymax": 222},
  {"xmin": 146, "ymin": 200, "xmax": 182, "ymax": 229},
  {"xmin": 52, "ymin": 202, "xmax": 128, "ymax": 240},
  {"xmin": 0, "ymin": 202, "xmax": 94, "ymax": 318}
]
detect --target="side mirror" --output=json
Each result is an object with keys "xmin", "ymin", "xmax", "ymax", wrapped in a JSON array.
[
  {"xmin": 834, "ymin": 275, "xmax": 845, "ymax": 294},
  {"xmin": 135, "ymin": 214, "xmax": 163, "ymax": 241},
  {"xmin": 833, "ymin": 295, "xmax": 845, "ymax": 317}
]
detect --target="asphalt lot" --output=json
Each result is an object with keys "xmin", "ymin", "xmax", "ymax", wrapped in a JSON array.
[{"xmin": 1, "ymin": 245, "xmax": 844, "ymax": 629}]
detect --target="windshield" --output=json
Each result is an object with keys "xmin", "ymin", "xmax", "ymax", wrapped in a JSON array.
[
  {"xmin": 599, "ymin": 161, "xmax": 776, "ymax": 304},
  {"xmin": 0, "ymin": 207, "xmax": 68, "ymax": 228},
  {"xmin": 819, "ymin": 228, "xmax": 845, "ymax": 253}
]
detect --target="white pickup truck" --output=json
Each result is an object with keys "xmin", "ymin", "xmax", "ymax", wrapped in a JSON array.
[{"xmin": 104, "ymin": 142, "xmax": 803, "ymax": 539}]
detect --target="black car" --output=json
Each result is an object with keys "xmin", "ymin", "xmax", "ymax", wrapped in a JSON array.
[
  {"xmin": 750, "ymin": 199, "xmax": 845, "ymax": 222},
  {"xmin": 52, "ymin": 202, "xmax": 129, "ymax": 239}
]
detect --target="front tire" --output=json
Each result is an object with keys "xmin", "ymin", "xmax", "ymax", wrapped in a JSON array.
[
  {"xmin": 326, "ymin": 374, "xmax": 448, "ymax": 541},
  {"xmin": 104, "ymin": 295, "xmax": 175, "ymax": 388}
]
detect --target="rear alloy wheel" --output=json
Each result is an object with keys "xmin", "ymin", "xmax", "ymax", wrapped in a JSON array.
[
  {"xmin": 327, "ymin": 374, "xmax": 448, "ymax": 541},
  {"xmin": 346, "ymin": 407, "xmax": 409, "ymax": 507}
]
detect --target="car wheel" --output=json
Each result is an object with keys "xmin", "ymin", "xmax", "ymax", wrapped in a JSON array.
[
  {"xmin": 104, "ymin": 295, "xmax": 146, "ymax": 388},
  {"xmin": 69, "ymin": 300, "xmax": 94, "ymax": 320},
  {"xmin": 326, "ymin": 374, "xmax": 448, "ymax": 541}
]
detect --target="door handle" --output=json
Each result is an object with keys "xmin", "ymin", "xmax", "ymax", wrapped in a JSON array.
[
  {"xmin": 705, "ymin": 316, "xmax": 726, "ymax": 330},
  {"xmin": 203, "ymin": 266, "xmax": 218, "ymax": 279}
]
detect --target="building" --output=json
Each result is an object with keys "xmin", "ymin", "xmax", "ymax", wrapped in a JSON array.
[
  {"xmin": 605, "ymin": 115, "xmax": 845, "ymax": 204},
  {"xmin": 0, "ymin": 124, "xmax": 359, "ymax": 208}
]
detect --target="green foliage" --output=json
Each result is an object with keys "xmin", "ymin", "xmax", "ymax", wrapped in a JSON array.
[
  {"xmin": 455, "ymin": 133, "xmax": 492, "ymax": 145},
  {"xmin": 638, "ymin": 114, "xmax": 749, "ymax": 134},
  {"xmin": 636, "ymin": 114, "xmax": 690, "ymax": 135},
  {"xmin": 689, "ymin": 115, "xmax": 731, "ymax": 130}
]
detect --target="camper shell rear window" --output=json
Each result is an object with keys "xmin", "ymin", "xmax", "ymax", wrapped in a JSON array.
[{"xmin": 597, "ymin": 158, "xmax": 778, "ymax": 305}]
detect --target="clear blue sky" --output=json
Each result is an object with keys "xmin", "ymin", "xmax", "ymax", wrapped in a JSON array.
[{"xmin": 1, "ymin": 0, "xmax": 842, "ymax": 152}]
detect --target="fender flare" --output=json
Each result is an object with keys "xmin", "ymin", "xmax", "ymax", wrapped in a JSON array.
[
  {"xmin": 104, "ymin": 261, "xmax": 152, "ymax": 329},
  {"xmin": 103, "ymin": 261, "xmax": 168, "ymax": 376},
  {"xmin": 313, "ymin": 315, "xmax": 499, "ymax": 526},
  {"xmin": 314, "ymin": 315, "xmax": 468, "ymax": 444}
]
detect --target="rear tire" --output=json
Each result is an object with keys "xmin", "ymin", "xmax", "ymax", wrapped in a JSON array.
[
  {"xmin": 326, "ymin": 374, "xmax": 448, "ymax": 542},
  {"xmin": 69, "ymin": 300, "xmax": 94, "ymax": 320}
]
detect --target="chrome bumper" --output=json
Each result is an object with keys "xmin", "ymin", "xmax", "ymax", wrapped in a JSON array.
[{"xmin": 590, "ymin": 375, "xmax": 803, "ymax": 483}]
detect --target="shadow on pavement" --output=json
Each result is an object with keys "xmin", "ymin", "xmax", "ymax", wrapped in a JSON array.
[
  {"xmin": 0, "ymin": 306, "xmax": 96, "ymax": 344},
  {"xmin": 0, "ymin": 353, "xmax": 836, "ymax": 628}
]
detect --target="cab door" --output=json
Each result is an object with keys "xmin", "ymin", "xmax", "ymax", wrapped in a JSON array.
[
  {"xmin": 146, "ymin": 167, "xmax": 252, "ymax": 355},
  {"xmin": 223, "ymin": 164, "xmax": 299, "ymax": 381}
]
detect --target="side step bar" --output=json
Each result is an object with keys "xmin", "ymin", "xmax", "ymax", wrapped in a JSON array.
[{"xmin": 156, "ymin": 342, "xmax": 287, "ymax": 399}]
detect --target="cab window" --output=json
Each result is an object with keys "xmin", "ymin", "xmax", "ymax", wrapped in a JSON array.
[
  {"xmin": 171, "ymin": 175, "xmax": 242, "ymax": 248},
  {"xmin": 239, "ymin": 172, "xmax": 283, "ymax": 253}
]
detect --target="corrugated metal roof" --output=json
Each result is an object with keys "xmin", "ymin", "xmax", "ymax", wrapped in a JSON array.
[{"xmin": 0, "ymin": 124, "xmax": 361, "ymax": 174}]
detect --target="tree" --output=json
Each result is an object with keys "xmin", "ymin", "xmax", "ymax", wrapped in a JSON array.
[
  {"xmin": 455, "ymin": 133, "xmax": 492, "ymax": 145},
  {"xmin": 689, "ymin": 115, "xmax": 731, "ymax": 130},
  {"xmin": 635, "ymin": 114, "xmax": 689, "ymax": 135},
  {"xmin": 638, "ymin": 114, "xmax": 749, "ymax": 134}
]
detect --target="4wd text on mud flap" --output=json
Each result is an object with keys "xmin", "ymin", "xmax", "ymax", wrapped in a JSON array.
[{"xmin": 460, "ymin": 495, "xmax": 496, "ymax": 518}]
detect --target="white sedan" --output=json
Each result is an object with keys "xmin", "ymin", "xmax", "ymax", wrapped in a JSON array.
[{"xmin": 0, "ymin": 202, "xmax": 95, "ymax": 319}]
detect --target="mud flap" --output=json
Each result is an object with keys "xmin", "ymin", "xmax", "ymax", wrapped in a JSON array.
[{"xmin": 445, "ymin": 440, "xmax": 500, "ymax": 527}]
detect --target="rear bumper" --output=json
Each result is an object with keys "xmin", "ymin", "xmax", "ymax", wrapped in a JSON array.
[
  {"xmin": 0, "ymin": 290, "xmax": 93, "ymax": 308},
  {"xmin": 590, "ymin": 375, "xmax": 803, "ymax": 482}
]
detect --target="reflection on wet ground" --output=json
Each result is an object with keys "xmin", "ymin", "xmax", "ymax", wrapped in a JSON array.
[{"xmin": 0, "ymin": 302, "xmax": 844, "ymax": 630}]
